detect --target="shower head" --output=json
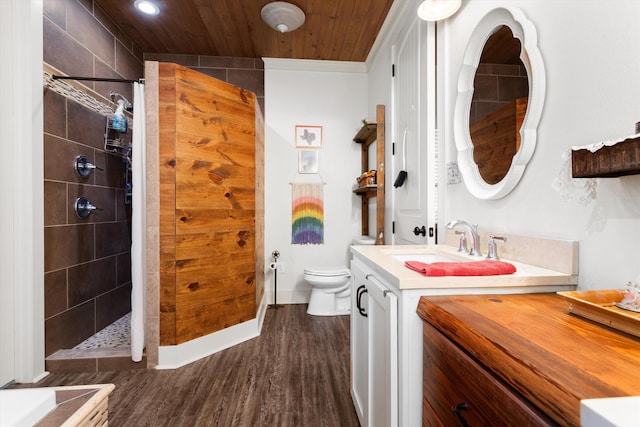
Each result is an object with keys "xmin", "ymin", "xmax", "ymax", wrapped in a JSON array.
[{"xmin": 109, "ymin": 91, "xmax": 133, "ymax": 112}]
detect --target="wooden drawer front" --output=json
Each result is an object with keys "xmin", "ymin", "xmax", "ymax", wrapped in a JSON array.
[{"xmin": 423, "ymin": 323, "xmax": 554, "ymax": 427}]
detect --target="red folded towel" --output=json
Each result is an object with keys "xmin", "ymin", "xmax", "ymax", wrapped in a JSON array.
[{"xmin": 404, "ymin": 260, "xmax": 516, "ymax": 276}]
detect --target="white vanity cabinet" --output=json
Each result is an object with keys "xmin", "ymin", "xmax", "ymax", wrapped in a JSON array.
[
  {"xmin": 349, "ymin": 242, "xmax": 579, "ymax": 427},
  {"xmin": 350, "ymin": 258, "xmax": 398, "ymax": 427}
]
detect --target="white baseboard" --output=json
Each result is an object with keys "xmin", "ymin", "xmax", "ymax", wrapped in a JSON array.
[
  {"xmin": 265, "ymin": 289, "xmax": 310, "ymax": 305},
  {"xmin": 156, "ymin": 294, "xmax": 269, "ymax": 370}
]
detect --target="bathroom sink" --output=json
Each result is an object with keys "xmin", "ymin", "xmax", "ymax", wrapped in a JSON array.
[{"xmin": 392, "ymin": 254, "xmax": 460, "ymax": 264}]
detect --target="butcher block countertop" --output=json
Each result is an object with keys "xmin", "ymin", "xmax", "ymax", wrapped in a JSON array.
[{"xmin": 417, "ymin": 293, "xmax": 640, "ymax": 427}]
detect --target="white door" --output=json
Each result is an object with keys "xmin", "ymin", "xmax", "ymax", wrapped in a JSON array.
[{"xmin": 392, "ymin": 18, "xmax": 438, "ymax": 245}]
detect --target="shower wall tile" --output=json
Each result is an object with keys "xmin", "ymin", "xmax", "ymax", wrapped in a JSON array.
[
  {"xmin": 45, "ymin": 300, "xmax": 95, "ymax": 356},
  {"xmin": 44, "ymin": 181, "xmax": 68, "ymax": 226},
  {"xmin": 44, "ymin": 0, "xmax": 67, "ymax": 30},
  {"xmin": 94, "ymin": 58, "xmax": 134, "ymax": 104},
  {"xmin": 44, "ymin": 224, "xmax": 95, "ymax": 272},
  {"xmin": 498, "ymin": 76, "xmax": 529, "ymax": 102},
  {"xmin": 117, "ymin": 252, "xmax": 132, "ymax": 286},
  {"xmin": 67, "ymin": 184, "xmax": 117, "ymax": 224},
  {"xmin": 470, "ymin": 63, "xmax": 528, "ymax": 124},
  {"xmin": 144, "ymin": 53, "xmax": 199, "ymax": 67},
  {"xmin": 95, "ymin": 283, "xmax": 131, "ymax": 331},
  {"xmin": 95, "ymin": 222, "xmax": 130, "ymax": 257},
  {"xmin": 199, "ymin": 56, "xmax": 255, "ymax": 69},
  {"xmin": 45, "ymin": 270, "xmax": 68, "ymax": 319},
  {"xmin": 45, "ymin": 357, "xmax": 97, "ymax": 373},
  {"xmin": 94, "ymin": 151, "xmax": 128, "ymax": 188},
  {"xmin": 228, "ymin": 69, "xmax": 264, "ymax": 97},
  {"xmin": 116, "ymin": 41, "xmax": 145, "ymax": 81},
  {"xmin": 115, "ymin": 189, "xmax": 129, "ymax": 222},
  {"xmin": 44, "ymin": 0, "xmax": 142, "ymax": 365},
  {"xmin": 94, "ymin": 5, "xmax": 130, "ymax": 54},
  {"xmin": 472, "ymin": 75, "xmax": 498, "ymax": 101},
  {"xmin": 193, "ymin": 68, "xmax": 227, "ymax": 82},
  {"xmin": 43, "ymin": 17, "xmax": 94, "ymax": 79},
  {"xmin": 43, "ymin": 91, "xmax": 67, "ymax": 138},
  {"xmin": 67, "ymin": 101, "xmax": 107, "ymax": 150},
  {"xmin": 77, "ymin": 0, "xmax": 92, "ymax": 13},
  {"xmin": 67, "ymin": 0, "xmax": 115, "ymax": 68},
  {"xmin": 68, "ymin": 257, "xmax": 117, "ymax": 307},
  {"xmin": 477, "ymin": 63, "xmax": 524, "ymax": 77},
  {"xmin": 44, "ymin": 134, "xmax": 95, "ymax": 183}
]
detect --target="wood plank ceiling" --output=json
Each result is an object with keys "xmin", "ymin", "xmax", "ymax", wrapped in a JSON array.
[{"xmin": 93, "ymin": 0, "xmax": 396, "ymax": 61}]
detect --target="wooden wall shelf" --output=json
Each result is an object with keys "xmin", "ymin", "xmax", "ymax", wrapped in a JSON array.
[
  {"xmin": 572, "ymin": 135, "xmax": 640, "ymax": 178},
  {"xmin": 353, "ymin": 185, "xmax": 378, "ymax": 195},
  {"xmin": 353, "ymin": 122, "xmax": 378, "ymax": 146},
  {"xmin": 353, "ymin": 105, "xmax": 385, "ymax": 244}
]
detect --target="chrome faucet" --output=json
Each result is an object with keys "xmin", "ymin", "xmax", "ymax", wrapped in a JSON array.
[
  {"xmin": 446, "ymin": 220, "xmax": 481, "ymax": 256},
  {"xmin": 486, "ymin": 235, "xmax": 506, "ymax": 260}
]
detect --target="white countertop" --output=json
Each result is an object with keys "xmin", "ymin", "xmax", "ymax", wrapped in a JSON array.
[{"xmin": 350, "ymin": 244, "xmax": 578, "ymax": 290}]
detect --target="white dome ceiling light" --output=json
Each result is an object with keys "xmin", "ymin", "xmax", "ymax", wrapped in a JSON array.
[
  {"xmin": 261, "ymin": 2, "xmax": 306, "ymax": 33},
  {"xmin": 417, "ymin": 0, "xmax": 461, "ymax": 21}
]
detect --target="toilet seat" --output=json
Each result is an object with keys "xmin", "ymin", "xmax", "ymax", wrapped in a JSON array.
[{"xmin": 304, "ymin": 268, "xmax": 351, "ymax": 277}]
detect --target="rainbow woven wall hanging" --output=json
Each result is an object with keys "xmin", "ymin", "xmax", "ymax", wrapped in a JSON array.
[{"xmin": 291, "ymin": 183, "xmax": 324, "ymax": 245}]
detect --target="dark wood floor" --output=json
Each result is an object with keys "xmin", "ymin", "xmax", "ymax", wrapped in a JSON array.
[{"xmin": 22, "ymin": 305, "xmax": 360, "ymax": 426}]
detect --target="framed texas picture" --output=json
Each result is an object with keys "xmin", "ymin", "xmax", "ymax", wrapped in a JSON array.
[
  {"xmin": 295, "ymin": 125, "xmax": 322, "ymax": 148},
  {"xmin": 298, "ymin": 150, "xmax": 319, "ymax": 174}
]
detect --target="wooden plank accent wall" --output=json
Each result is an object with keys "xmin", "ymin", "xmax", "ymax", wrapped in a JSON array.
[
  {"xmin": 158, "ymin": 63, "xmax": 261, "ymax": 345},
  {"xmin": 470, "ymin": 97, "xmax": 528, "ymax": 185},
  {"xmin": 254, "ymin": 102, "xmax": 265, "ymax": 309}
]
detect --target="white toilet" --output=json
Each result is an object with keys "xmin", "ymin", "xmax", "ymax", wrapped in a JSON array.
[
  {"xmin": 304, "ymin": 268, "xmax": 352, "ymax": 316},
  {"xmin": 305, "ymin": 236, "xmax": 376, "ymax": 316}
]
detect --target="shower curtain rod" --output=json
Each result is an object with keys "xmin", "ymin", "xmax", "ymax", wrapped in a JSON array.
[{"xmin": 51, "ymin": 74, "xmax": 143, "ymax": 84}]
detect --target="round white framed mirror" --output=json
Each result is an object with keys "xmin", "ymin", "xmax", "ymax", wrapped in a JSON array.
[{"xmin": 453, "ymin": 7, "xmax": 545, "ymax": 199}]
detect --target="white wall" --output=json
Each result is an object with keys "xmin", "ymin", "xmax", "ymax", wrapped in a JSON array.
[
  {"xmin": 439, "ymin": 0, "xmax": 640, "ymax": 289},
  {"xmin": 363, "ymin": 0, "xmax": 640, "ymax": 291},
  {"xmin": 264, "ymin": 59, "xmax": 368, "ymax": 303}
]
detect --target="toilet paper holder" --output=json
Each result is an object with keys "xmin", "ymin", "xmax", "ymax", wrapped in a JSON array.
[{"xmin": 269, "ymin": 250, "xmax": 283, "ymax": 309}]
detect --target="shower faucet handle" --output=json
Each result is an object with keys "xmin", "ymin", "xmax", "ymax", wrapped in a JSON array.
[
  {"xmin": 74, "ymin": 197, "xmax": 103, "ymax": 219},
  {"xmin": 75, "ymin": 155, "xmax": 103, "ymax": 178},
  {"xmin": 271, "ymin": 250, "xmax": 280, "ymax": 261}
]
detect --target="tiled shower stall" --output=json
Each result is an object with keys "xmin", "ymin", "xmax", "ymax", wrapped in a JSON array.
[{"xmin": 43, "ymin": 0, "xmax": 264, "ymax": 372}]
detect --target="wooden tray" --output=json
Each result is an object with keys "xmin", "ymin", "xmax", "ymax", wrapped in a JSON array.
[{"xmin": 557, "ymin": 290, "xmax": 640, "ymax": 338}]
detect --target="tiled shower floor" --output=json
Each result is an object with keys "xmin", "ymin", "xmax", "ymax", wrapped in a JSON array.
[
  {"xmin": 74, "ymin": 312, "xmax": 131, "ymax": 349},
  {"xmin": 46, "ymin": 312, "xmax": 145, "ymax": 371}
]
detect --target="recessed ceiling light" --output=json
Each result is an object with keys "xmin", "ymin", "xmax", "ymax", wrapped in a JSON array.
[{"xmin": 134, "ymin": 0, "xmax": 160, "ymax": 16}]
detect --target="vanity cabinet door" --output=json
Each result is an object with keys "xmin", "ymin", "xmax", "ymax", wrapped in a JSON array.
[
  {"xmin": 351, "ymin": 262, "xmax": 369, "ymax": 426},
  {"xmin": 350, "ymin": 259, "xmax": 398, "ymax": 427},
  {"xmin": 367, "ymin": 273, "xmax": 398, "ymax": 427},
  {"xmin": 422, "ymin": 322, "xmax": 554, "ymax": 427}
]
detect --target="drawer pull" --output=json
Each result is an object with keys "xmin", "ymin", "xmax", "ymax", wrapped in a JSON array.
[
  {"xmin": 356, "ymin": 285, "xmax": 368, "ymax": 317},
  {"xmin": 453, "ymin": 402, "xmax": 470, "ymax": 427}
]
